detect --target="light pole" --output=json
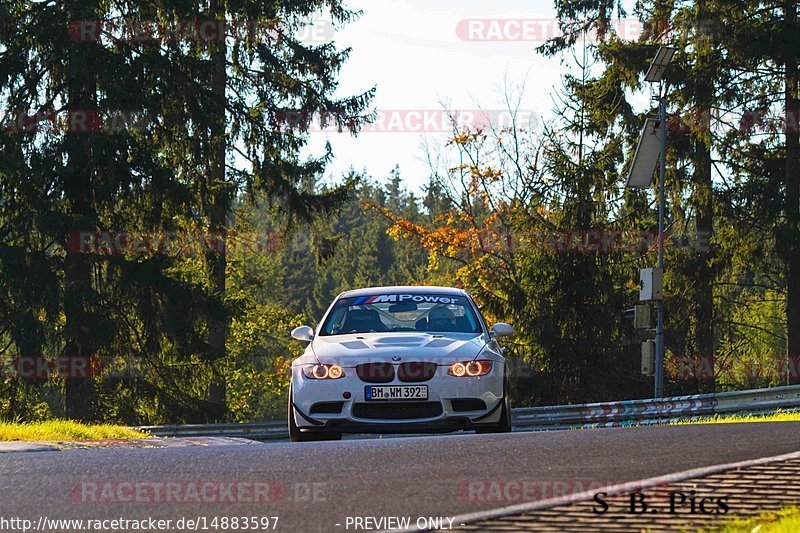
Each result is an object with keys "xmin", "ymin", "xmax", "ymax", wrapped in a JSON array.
[
  {"xmin": 653, "ymin": 91, "xmax": 667, "ymax": 397},
  {"xmin": 645, "ymin": 46, "xmax": 676, "ymax": 398},
  {"xmin": 625, "ymin": 46, "xmax": 676, "ymax": 398}
]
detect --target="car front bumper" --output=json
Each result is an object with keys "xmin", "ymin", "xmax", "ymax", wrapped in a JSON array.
[{"xmin": 290, "ymin": 363, "xmax": 505, "ymax": 433}]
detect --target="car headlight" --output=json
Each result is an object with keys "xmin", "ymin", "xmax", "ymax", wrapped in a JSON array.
[
  {"xmin": 302, "ymin": 364, "xmax": 345, "ymax": 380},
  {"xmin": 448, "ymin": 360, "xmax": 492, "ymax": 377}
]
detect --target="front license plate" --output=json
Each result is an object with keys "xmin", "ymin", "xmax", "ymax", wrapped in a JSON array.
[{"xmin": 365, "ymin": 385, "xmax": 428, "ymax": 401}]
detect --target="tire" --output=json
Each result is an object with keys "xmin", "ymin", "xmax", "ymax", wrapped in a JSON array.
[
  {"xmin": 288, "ymin": 387, "xmax": 342, "ymax": 442},
  {"xmin": 476, "ymin": 372, "xmax": 512, "ymax": 434}
]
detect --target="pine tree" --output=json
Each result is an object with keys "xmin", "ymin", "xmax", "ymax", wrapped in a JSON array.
[{"xmin": 0, "ymin": 0, "xmax": 373, "ymax": 421}]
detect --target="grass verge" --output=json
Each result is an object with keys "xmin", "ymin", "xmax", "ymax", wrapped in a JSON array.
[
  {"xmin": 671, "ymin": 410, "xmax": 800, "ymax": 426},
  {"xmin": 0, "ymin": 420, "xmax": 149, "ymax": 441},
  {"xmin": 706, "ymin": 506, "xmax": 800, "ymax": 532}
]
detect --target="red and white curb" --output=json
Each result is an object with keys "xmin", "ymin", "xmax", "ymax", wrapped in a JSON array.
[{"xmin": 392, "ymin": 449, "xmax": 800, "ymax": 532}]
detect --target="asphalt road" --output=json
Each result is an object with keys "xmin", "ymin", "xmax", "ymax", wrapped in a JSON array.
[{"xmin": 1, "ymin": 423, "xmax": 799, "ymax": 532}]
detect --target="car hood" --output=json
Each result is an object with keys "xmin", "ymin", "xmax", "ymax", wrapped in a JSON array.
[{"xmin": 309, "ymin": 332, "xmax": 487, "ymax": 367}]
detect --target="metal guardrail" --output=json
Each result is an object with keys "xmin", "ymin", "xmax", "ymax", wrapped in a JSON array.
[
  {"xmin": 511, "ymin": 384, "xmax": 800, "ymax": 430},
  {"xmin": 137, "ymin": 421, "xmax": 287, "ymax": 440},
  {"xmin": 136, "ymin": 384, "xmax": 800, "ymax": 440}
]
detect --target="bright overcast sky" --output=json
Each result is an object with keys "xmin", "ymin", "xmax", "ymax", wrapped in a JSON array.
[{"xmin": 303, "ymin": 0, "xmax": 584, "ymax": 194}]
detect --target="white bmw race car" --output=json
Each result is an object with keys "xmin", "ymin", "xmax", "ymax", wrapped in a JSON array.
[{"xmin": 288, "ymin": 286, "xmax": 514, "ymax": 442}]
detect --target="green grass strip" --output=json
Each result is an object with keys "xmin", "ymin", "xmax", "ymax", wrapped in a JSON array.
[{"xmin": 0, "ymin": 420, "xmax": 149, "ymax": 441}]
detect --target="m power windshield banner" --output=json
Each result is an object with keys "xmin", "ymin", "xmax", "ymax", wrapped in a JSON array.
[{"xmin": 352, "ymin": 294, "xmax": 461, "ymax": 305}]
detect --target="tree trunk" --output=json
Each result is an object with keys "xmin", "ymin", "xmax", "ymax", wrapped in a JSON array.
[
  {"xmin": 63, "ymin": 12, "xmax": 97, "ymax": 420},
  {"xmin": 203, "ymin": 2, "xmax": 229, "ymax": 420},
  {"xmin": 692, "ymin": 0, "xmax": 715, "ymax": 392},
  {"xmin": 785, "ymin": 0, "xmax": 800, "ymax": 385}
]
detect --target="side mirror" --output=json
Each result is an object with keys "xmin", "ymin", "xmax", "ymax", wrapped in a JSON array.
[
  {"xmin": 491, "ymin": 323, "xmax": 515, "ymax": 337},
  {"xmin": 291, "ymin": 325, "xmax": 314, "ymax": 342}
]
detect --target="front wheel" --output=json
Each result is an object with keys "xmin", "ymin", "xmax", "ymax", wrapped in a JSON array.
[
  {"xmin": 476, "ymin": 374, "xmax": 512, "ymax": 434},
  {"xmin": 288, "ymin": 387, "xmax": 342, "ymax": 442},
  {"xmin": 475, "ymin": 397, "xmax": 511, "ymax": 434}
]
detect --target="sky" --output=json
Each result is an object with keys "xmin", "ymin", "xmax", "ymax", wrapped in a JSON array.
[{"xmin": 302, "ymin": 0, "xmax": 585, "ymax": 194}]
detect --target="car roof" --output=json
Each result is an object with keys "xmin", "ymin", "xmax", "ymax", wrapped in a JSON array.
[{"xmin": 337, "ymin": 285, "xmax": 469, "ymax": 298}]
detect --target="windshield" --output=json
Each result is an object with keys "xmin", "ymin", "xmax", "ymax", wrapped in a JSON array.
[{"xmin": 320, "ymin": 293, "xmax": 482, "ymax": 335}]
